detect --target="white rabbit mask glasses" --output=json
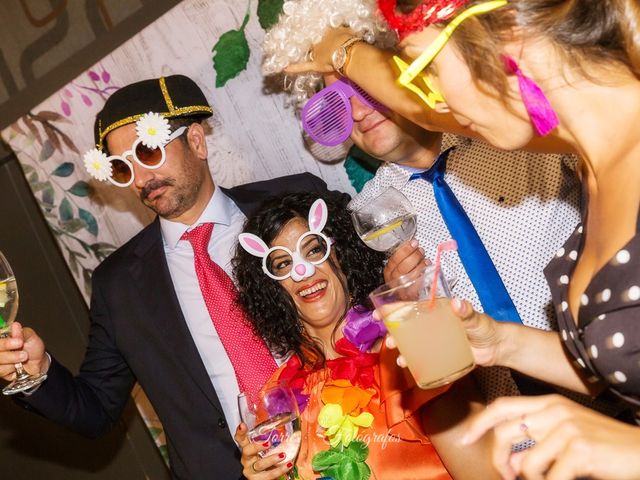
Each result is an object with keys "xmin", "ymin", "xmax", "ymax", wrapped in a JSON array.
[{"xmin": 238, "ymin": 199, "xmax": 332, "ymax": 282}]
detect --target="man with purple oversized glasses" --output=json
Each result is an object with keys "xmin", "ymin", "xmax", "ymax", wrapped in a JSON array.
[
  {"xmin": 261, "ymin": 0, "xmax": 626, "ymax": 465},
  {"xmin": 301, "ymin": 77, "xmax": 387, "ymax": 147}
]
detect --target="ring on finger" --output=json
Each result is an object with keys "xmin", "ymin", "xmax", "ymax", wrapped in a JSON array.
[{"xmin": 519, "ymin": 415, "xmax": 534, "ymax": 442}]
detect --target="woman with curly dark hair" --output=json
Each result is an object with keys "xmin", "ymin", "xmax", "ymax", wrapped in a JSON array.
[
  {"xmin": 230, "ymin": 192, "xmax": 496, "ymax": 480},
  {"xmin": 233, "ymin": 191, "xmax": 384, "ymax": 367}
]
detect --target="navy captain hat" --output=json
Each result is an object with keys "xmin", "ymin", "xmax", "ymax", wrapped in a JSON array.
[{"xmin": 93, "ymin": 74, "xmax": 213, "ymax": 152}]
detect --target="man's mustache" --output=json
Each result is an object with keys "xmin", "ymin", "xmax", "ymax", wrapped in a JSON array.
[{"xmin": 140, "ymin": 179, "xmax": 175, "ymax": 201}]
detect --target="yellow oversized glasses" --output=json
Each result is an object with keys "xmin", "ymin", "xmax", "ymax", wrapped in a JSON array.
[{"xmin": 394, "ymin": 0, "xmax": 508, "ymax": 108}]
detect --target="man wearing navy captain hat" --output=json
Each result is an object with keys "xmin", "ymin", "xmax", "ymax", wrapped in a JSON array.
[{"xmin": 0, "ymin": 74, "xmax": 338, "ymax": 479}]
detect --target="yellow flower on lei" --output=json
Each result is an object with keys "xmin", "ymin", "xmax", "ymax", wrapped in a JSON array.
[
  {"xmin": 317, "ymin": 403, "xmax": 374, "ymax": 448},
  {"xmin": 321, "ymin": 379, "xmax": 375, "ymax": 416}
]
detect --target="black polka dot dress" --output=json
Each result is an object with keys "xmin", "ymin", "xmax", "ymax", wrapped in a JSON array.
[{"xmin": 544, "ymin": 219, "xmax": 640, "ymax": 409}]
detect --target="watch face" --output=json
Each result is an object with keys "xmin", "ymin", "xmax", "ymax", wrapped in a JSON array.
[{"xmin": 332, "ymin": 48, "xmax": 347, "ymax": 70}]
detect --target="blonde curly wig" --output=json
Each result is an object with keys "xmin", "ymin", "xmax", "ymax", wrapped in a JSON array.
[{"xmin": 262, "ymin": 0, "xmax": 396, "ymax": 108}]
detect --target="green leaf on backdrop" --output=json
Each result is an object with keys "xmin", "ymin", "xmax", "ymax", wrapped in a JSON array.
[
  {"xmin": 82, "ymin": 268, "xmax": 92, "ymax": 296},
  {"xmin": 212, "ymin": 13, "xmax": 251, "ymax": 88},
  {"xmin": 68, "ymin": 252, "xmax": 79, "ymax": 276},
  {"xmin": 59, "ymin": 198, "xmax": 73, "ymax": 222},
  {"xmin": 52, "ymin": 162, "xmax": 75, "ymax": 177},
  {"xmin": 21, "ymin": 164, "xmax": 35, "ymax": 176},
  {"xmin": 79, "ymin": 208, "xmax": 98, "ymax": 236},
  {"xmin": 42, "ymin": 183, "xmax": 55, "ymax": 207},
  {"xmin": 90, "ymin": 242, "xmax": 116, "ymax": 261},
  {"xmin": 40, "ymin": 140, "xmax": 55, "ymax": 161},
  {"xmin": 257, "ymin": 0, "xmax": 284, "ymax": 29},
  {"xmin": 68, "ymin": 181, "xmax": 93, "ymax": 197},
  {"xmin": 158, "ymin": 445, "xmax": 169, "ymax": 463},
  {"xmin": 61, "ymin": 218, "xmax": 85, "ymax": 234},
  {"xmin": 91, "ymin": 242, "xmax": 115, "ymax": 252},
  {"xmin": 30, "ymin": 182, "xmax": 51, "ymax": 193}
]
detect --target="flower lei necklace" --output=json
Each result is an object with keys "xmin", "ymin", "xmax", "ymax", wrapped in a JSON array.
[{"xmin": 278, "ymin": 306, "xmax": 388, "ymax": 480}]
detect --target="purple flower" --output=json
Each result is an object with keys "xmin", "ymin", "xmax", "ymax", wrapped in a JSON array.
[
  {"xmin": 294, "ymin": 389, "xmax": 310, "ymax": 413},
  {"xmin": 342, "ymin": 306, "xmax": 387, "ymax": 352},
  {"xmin": 264, "ymin": 386, "xmax": 303, "ymax": 418}
]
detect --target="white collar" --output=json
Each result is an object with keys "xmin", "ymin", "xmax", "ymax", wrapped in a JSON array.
[{"xmin": 160, "ymin": 186, "xmax": 235, "ymax": 250}]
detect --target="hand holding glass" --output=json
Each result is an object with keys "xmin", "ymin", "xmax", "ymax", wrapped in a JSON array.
[
  {"xmin": 238, "ymin": 384, "xmax": 301, "ymax": 478},
  {"xmin": 0, "ymin": 251, "xmax": 47, "ymax": 395},
  {"xmin": 349, "ymin": 187, "xmax": 417, "ymax": 252},
  {"xmin": 370, "ymin": 265, "xmax": 474, "ymax": 389}
]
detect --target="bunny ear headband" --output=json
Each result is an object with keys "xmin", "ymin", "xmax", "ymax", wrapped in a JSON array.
[{"xmin": 239, "ymin": 199, "xmax": 332, "ymax": 282}]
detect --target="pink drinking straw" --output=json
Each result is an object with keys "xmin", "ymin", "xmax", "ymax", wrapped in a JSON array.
[{"xmin": 429, "ymin": 240, "xmax": 458, "ymax": 308}]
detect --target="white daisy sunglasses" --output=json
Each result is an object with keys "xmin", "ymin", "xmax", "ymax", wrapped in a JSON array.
[{"xmin": 84, "ymin": 112, "xmax": 189, "ymax": 187}]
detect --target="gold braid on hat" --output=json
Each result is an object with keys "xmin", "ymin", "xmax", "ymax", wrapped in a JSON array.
[{"xmin": 96, "ymin": 77, "xmax": 212, "ymax": 151}]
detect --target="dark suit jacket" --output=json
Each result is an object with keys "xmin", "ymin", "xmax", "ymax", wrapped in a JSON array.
[{"xmin": 19, "ymin": 173, "xmax": 344, "ymax": 479}]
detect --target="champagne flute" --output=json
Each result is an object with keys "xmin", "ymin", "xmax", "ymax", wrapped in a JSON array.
[
  {"xmin": 0, "ymin": 251, "xmax": 47, "ymax": 395},
  {"xmin": 238, "ymin": 384, "xmax": 301, "ymax": 479},
  {"xmin": 349, "ymin": 186, "xmax": 417, "ymax": 252}
]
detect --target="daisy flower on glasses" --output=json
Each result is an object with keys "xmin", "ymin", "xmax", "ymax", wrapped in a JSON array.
[
  {"xmin": 136, "ymin": 112, "xmax": 171, "ymax": 148},
  {"xmin": 83, "ymin": 148, "xmax": 112, "ymax": 181}
]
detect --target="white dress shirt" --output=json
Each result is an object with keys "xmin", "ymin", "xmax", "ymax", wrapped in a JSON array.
[
  {"xmin": 355, "ymin": 134, "xmax": 582, "ymax": 401},
  {"xmin": 160, "ymin": 186, "xmax": 246, "ymax": 439}
]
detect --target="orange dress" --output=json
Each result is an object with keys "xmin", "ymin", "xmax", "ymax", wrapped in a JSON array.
[{"xmin": 272, "ymin": 337, "xmax": 452, "ymax": 480}]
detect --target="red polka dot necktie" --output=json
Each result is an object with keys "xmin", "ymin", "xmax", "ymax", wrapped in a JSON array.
[{"xmin": 181, "ymin": 223, "xmax": 277, "ymax": 399}]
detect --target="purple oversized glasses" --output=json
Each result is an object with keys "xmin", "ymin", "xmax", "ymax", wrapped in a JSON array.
[{"xmin": 301, "ymin": 78, "xmax": 387, "ymax": 147}]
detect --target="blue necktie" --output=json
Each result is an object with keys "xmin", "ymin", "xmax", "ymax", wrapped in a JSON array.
[{"xmin": 409, "ymin": 147, "xmax": 522, "ymax": 324}]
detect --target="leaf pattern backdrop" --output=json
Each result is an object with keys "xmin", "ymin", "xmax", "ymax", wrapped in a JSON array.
[{"xmin": 0, "ymin": 0, "xmax": 354, "ymax": 462}]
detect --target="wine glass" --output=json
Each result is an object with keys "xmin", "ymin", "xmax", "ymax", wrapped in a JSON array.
[
  {"xmin": 0, "ymin": 251, "xmax": 47, "ymax": 395},
  {"xmin": 238, "ymin": 383, "xmax": 301, "ymax": 479},
  {"xmin": 348, "ymin": 186, "xmax": 417, "ymax": 252}
]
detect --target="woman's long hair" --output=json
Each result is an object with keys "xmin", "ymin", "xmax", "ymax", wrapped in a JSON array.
[
  {"xmin": 429, "ymin": 0, "xmax": 640, "ymax": 100},
  {"xmin": 232, "ymin": 191, "xmax": 385, "ymax": 367}
]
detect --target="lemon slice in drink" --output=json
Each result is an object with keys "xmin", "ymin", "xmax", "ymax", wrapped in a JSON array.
[
  {"xmin": 363, "ymin": 218, "xmax": 404, "ymax": 241},
  {"xmin": 383, "ymin": 304, "xmax": 415, "ymax": 331}
]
